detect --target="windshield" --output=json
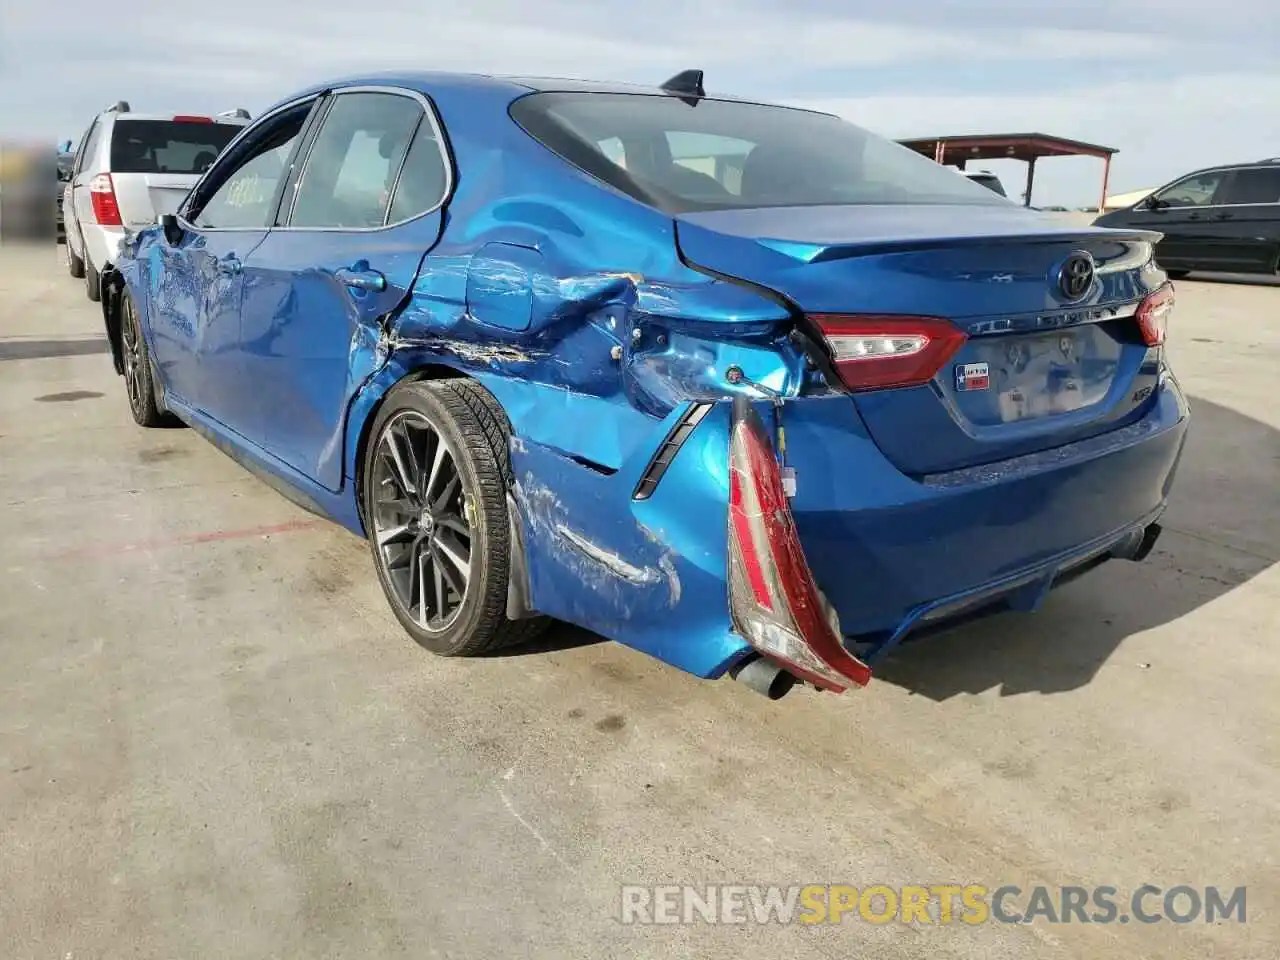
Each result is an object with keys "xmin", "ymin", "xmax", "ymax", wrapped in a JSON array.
[
  {"xmin": 110, "ymin": 120, "xmax": 241, "ymax": 175},
  {"xmin": 511, "ymin": 92, "xmax": 1009, "ymax": 214}
]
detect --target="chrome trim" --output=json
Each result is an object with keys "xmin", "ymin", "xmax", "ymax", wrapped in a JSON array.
[{"xmin": 281, "ymin": 84, "xmax": 453, "ymax": 234}]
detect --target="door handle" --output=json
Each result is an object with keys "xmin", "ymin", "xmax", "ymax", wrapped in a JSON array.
[
  {"xmin": 336, "ymin": 266, "xmax": 386, "ymax": 293},
  {"xmin": 216, "ymin": 255, "xmax": 242, "ymax": 276},
  {"xmin": 1215, "ymin": 212, "xmax": 1235, "ymax": 220}
]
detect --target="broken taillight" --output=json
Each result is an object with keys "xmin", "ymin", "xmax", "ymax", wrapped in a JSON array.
[
  {"xmin": 811, "ymin": 314, "xmax": 967, "ymax": 392},
  {"xmin": 1136, "ymin": 284, "xmax": 1174, "ymax": 347},
  {"xmin": 726, "ymin": 398, "xmax": 872, "ymax": 693},
  {"xmin": 89, "ymin": 173, "xmax": 122, "ymax": 226}
]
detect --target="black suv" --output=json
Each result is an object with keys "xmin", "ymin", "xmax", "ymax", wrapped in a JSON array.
[{"xmin": 1095, "ymin": 159, "xmax": 1280, "ymax": 279}]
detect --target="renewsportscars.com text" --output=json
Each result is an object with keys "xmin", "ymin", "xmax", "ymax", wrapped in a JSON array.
[{"xmin": 619, "ymin": 884, "xmax": 1247, "ymax": 926}]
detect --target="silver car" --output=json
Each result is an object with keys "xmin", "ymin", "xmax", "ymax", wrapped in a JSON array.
[{"xmin": 63, "ymin": 102, "xmax": 249, "ymax": 301}]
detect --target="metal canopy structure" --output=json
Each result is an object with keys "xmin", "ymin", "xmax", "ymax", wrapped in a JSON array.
[{"xmin": 897, "ymin": 133, "xmax": 1119, "ymax": 210}]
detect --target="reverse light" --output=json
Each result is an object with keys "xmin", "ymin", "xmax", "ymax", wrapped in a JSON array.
[
  {"xmin": 1136, "ymin": 284, "xmax": 1174, "ymax": 347},
  {"xmin": 811, "ymin": 314, "xmax": 968, "ymax": 392},
  {"xmin": 726, "ymin": 398, "xmax": 873, "ymax": 693},
  {"xmin": 88, "ymin": 173, "xmax": 122, "ymax": 226}
]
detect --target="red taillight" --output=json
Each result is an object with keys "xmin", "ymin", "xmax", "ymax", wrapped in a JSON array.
[
  {"xmin": 172, "ymin": 115, "xmax": 213, "ymax": 124},
  {"xmin": 1136, "ymin": 284, "xmax": 1174, "ymax": 347},
  {"xmin": 726, "ymin": 398, "xmax": 873, "ymax": 693},
  {"xmin": 811, "ymin": 314, "xmax": 967, "ymax": 392},
  {"xmin": 88, "ymin": 173, "xmax": 122, "ymax": 226}
]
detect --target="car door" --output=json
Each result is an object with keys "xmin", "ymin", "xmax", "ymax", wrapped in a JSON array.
[
  {"xmin": 1204, "ymin": 166, "xmax": 1280, "ymax": 273},
  {"xmin": 150, "ymin": 98, "xmax": 318, "ymax": 431},
  {"xmin": 1141, "ymin": 169, "xmax": 1230, "ymax": 269},
  {"xmin": 239, "ymin": 88, "xmax": 451, "ymax": 491}
]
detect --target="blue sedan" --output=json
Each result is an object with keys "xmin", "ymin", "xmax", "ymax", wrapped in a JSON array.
[{"xmin": 100, "ymin": 70, "xmax": 1189, "ymax": 700}]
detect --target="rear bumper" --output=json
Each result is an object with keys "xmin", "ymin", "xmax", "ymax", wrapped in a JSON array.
[
  {"xmin": 80, "ymin": 223, "xmax": 127, "ymax": 271},
  {"xmin": 498, "ymin": 367, "xmax": 1187, "ymax": 684},
  {"xmin": 788, "ymin": 369, "xmax": 1189, "ymax": 639}
]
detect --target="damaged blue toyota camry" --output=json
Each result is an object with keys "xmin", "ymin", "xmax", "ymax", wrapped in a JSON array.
[{"xmin": 100, "ymin": 69, "xmax": 1188, "ymax": 700}]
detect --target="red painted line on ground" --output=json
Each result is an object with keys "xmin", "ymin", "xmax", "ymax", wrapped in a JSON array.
[{"xmin": 48, "ymin": 517, "xmax": 324, "ymax": 562}]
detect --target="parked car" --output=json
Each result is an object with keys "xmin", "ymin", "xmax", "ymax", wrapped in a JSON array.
[
  {"xmin": 99, "ymin": 70, "xmax": 1188, "ymax": 700},
  {"xmin": 63, "ymin": 102, "xmax": 249, "ymax": 302},
  {"xmin": 1094, "ymin": 159, "xmax": 1280, "ymax": 278},
  {"xmin": 55, "ymin": 148, "xmax": 74, "ymax": 241},
  {"xmin": 963, "ymin": 169, "xmax": 1008, "ymax": 197}
]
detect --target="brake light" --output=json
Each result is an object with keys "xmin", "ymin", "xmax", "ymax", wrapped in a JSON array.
[
  {"xmin": 726, "ymin": 398, "xmax": 873, "ymax": 693},
  {"xmin": 810, "ymin": 314, "xmax": 968, "ymax": 392},
  {"xmin": 172, "ymin": 115, "xmax": 213, "ymax": 124},
  {"xmin": 1136, "ymin": 285, "xmax": 1174, "ymax": 347},
  {"xmin": 88, "ymin": 173, "xmax": 121, "ymax": 226}
]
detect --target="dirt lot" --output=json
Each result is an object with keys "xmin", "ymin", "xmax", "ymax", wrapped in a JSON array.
[{"xmin": 1, "ymin": 243, "xmax": 1277, "ymax": 959}]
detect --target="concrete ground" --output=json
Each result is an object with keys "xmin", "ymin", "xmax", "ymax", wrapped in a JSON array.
[{"xmin": 1, "ymin": 243, "xmax": 1277, "ymax": 960}]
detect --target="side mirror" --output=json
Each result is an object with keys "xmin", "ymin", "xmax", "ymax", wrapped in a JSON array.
[
  {"xmin": 1142, "ymin": 196, "xmax": 1165, "ymax": 212},
  {"xmin": 161, "ymin": 213, "xmax": 185, "ymax": 245}
]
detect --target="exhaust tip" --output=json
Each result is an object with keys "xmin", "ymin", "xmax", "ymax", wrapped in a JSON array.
[
  {"xmin": 1113, "ymin": 522, "xmax": 1163, "ymax": 562},
  {"xmin": 729, "ymin": 654, "xmax": 798, "ymax": 700}
]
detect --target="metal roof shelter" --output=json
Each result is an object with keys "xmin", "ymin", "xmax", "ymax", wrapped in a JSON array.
[{"xmin": 897, "ymin": 133, "xmax": 1118, "ymax": 210}]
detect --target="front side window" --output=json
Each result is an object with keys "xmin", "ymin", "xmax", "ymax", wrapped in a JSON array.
[
  {"xmin": 290, "ymin": 92, "xmax": 423, "ymax": 228},
  {"xmin": 192, "ymin": 109, "xmax": 309, "ymax": 230},
  {"xmin": 511, "ymin": 92, "xmax": 1009, "ymax": 214},
  {"xmin": 1219, "ymin": 167, "xmax": 1280, "ymax": 205},
  {"xmin": 1155, "ymin": 172, "xmax": 1226, "ymax": 208},
  {"xmin": 109, "ymin": 120, "xmax": 241, "ymax": 175}
]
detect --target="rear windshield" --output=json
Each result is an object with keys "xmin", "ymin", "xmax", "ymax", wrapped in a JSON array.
[
  {"xmin": 109, "ymin": 120, "xmax": 241, "ymax": 175},
  {"xmin": 510, "ymin": 92, "xmax": 1009, "ymax": 214}
]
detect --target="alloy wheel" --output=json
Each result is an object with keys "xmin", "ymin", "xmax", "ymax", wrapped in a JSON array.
[
  {"xmin": 120, "ymin": 297, "xmax": 144, "ymax": 416},
  {"xmin": 370, "ymin": 411, "xmax": 474, "ymax": 633}
]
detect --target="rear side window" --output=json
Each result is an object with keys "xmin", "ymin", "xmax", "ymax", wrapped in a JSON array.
[
  {"xmin": 510, "ymin": 92, "xmax": 1008, "ymax": 214},
  {"xmin": 386, "ymin": 121, "xmax": 450, "ymax": 223},
  {"xmin": 77, "ymin": 119, "xmax": 105, "ymax": 174},
  {"xmin": 289, "ymin": 92, "xmax": 422, "ymax": 229},
  {"xmin": 1220, "ymin": 167, "xmax": 1280, "ymax": 205},
  {"xmin": 109, "ymin": 120, "xmax": 240, "ymax": 175}
]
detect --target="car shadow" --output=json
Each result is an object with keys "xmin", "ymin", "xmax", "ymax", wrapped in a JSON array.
[
  {"xmin": 484, "ymin": 621, "xmax": 606, "ymax": 658},
  {"xmin": 872, "ymin": 395, "xmax": 1278, "ymax": 700}
]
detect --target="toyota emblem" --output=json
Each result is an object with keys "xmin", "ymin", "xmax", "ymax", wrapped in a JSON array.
[{"xmin": 1058, "ymin": 253, "xmax": 1095, "ymax": 301}]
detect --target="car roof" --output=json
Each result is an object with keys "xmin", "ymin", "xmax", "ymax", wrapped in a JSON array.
[
  {"xmin": 99, "ymin": 111, "xmax": 249, "ymax": 124},
  {"xmin": 260, "ymin": 70, "xmax": 831, "ymax": 116},
  {"xmin": 1164, "ymin": 159, "xmax": 1280, "ymax": 182}
]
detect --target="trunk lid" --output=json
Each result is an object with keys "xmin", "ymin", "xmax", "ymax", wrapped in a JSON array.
[
  {"xmin": 113, "ymin": 173, "xmax": 199, "ymax": 225},
  {"xmin": 676, "ymin": 204, "xmax": 1165, "ymax": 475}
]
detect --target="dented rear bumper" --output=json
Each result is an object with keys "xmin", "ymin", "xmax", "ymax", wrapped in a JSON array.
[{"xmin": 495, "ymin": 368, "xmax": 1188, "ymax": 686}]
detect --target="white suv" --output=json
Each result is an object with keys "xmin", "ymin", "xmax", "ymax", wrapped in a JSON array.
[{"xmin": 63, "ymin": 102, "xmax": 249, "ymax": 301}]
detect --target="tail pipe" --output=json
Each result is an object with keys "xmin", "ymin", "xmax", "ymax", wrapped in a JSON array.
[
  {"xmin": 1111, "ymin": 522, "xmax": 1163, "ymax": 562},
  {"xmin": 729, "ymin": 653, "xmax": 799, "ymax": 700}
]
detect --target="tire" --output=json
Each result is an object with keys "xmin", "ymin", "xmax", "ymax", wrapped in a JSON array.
[
  {"xmin": 85, "ymin": 256, "xmax": 101, "ymax": 302},
  {"xmin": 1164, "ymin": 269, "xmax": 1190, "ymax": 280},
  {"xmin": 362, "ymin": 379, "xmax": 547, "ymax": 656},
  {"xmin": 119, "ymin": 290, "xmax": 167, "ymax": 427},
  {"xmin": 68, "ymin": 241, "xmax": 85, "ymax": 279}
]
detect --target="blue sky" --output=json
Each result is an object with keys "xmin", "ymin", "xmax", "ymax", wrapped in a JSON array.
[{"xmin": 3, "ymin": 0, "xmax": 1277, "ymax": 205}]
